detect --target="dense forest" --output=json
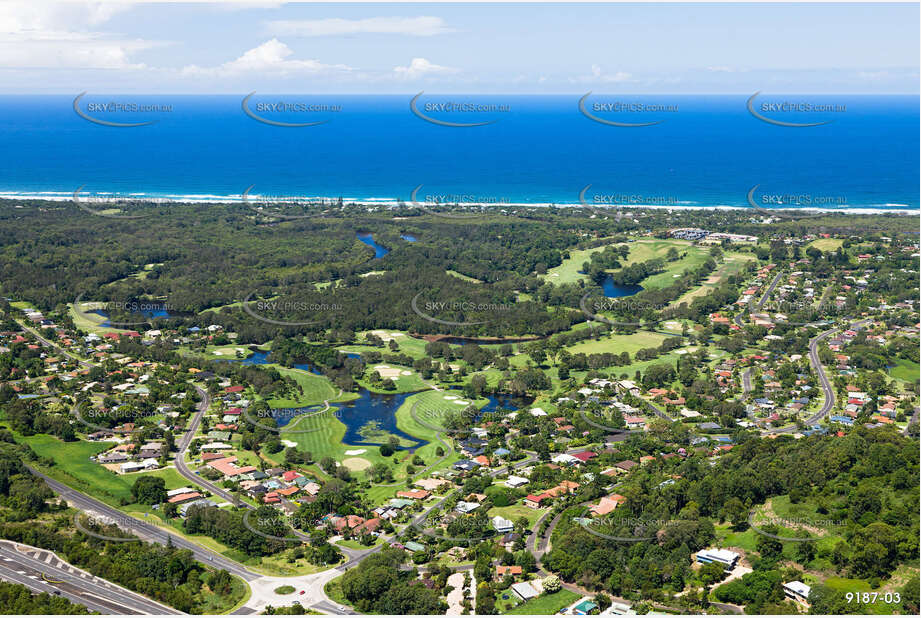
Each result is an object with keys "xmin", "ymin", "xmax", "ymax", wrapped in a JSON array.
[{"xmin": 1, "ymin": 199, "xmax": 916, "ymax": 340}]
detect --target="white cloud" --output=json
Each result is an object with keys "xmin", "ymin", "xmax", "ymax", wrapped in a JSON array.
[
  {"xmin": 182, "ymin": 38, "xmax": 351, "ymax": 76},
  {"xmin": 571, "ymin": 64, "xmax": 632, "ymax": 84},
  {"xmin": 0, "ymin": 2, "xmax": 152, "ymax": 69},
  {"xmin": 267, "ymin": 16, "xmax": 452, "ymax": 37},
  {"xmin": 393, "ymin": 57, "xmax": 458, "ymax": 79}
]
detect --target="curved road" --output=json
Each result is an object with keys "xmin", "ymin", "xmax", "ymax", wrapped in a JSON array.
[{"xmin": 768, "ymin": 318, "xmax": 872, "ymax": 434}]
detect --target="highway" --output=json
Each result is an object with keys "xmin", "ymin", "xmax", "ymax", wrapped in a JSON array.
[
  {"xmin": 0, "ymin": 540, "xmax": 179, "ymax": 614},
  {"xmin": 25, "ymin": 466, "xmax": 260, "ymax": 583}
]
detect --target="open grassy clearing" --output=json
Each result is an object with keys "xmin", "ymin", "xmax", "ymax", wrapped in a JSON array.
[
  {"xmin": 628, "ymin": 240, "xmax": 713, "ymax": 290},
  {"xmin": 889, "ymin": 359, "xmax": 919, "ymax": 384},
  {"xmin": 542, "ymin": 244, "xmax": 617, "ymax": 284},
  {"xmin": 503, "ymin": 589, "xmax": 580, "ymax": 614},
  {"xmin": 808, "ymin": 238, "xmax": 845, "ymax": 252},
  {"xmin": 542, "ymin": 239, "xmax": 713, "ymax": 291},
  {"xmin": 672, "ymin": 252, "xmax": 755, "ymax": 306},
  {"xmin": 446, "ymin": 269, "xmax": 483, "ymax": 283},
  {"xmin": 15, "ymin": 430, "xmax": 215, "ymax": 506},
  {"xmin": 68, "ymin": 302, "xmax": 125, "ymax": 335},
  {"xmin": 264, "ymin": 365, "xmax": 346, "ymax": 408},
  {"xmin": 487, "ymin": 503, "xmax": 543, "ymax": 528},
  {"xmin": 13, "ymin": 432, "xmax": 133, "ymax": 503},
  {"xmin": 565, "ymin": 330, "xmax": 668, "ymax": 356}
]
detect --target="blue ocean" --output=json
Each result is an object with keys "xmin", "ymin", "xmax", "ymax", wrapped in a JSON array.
[{"xmin": 0, "ymin": 94, "xmax": 917, "ymax": 213}]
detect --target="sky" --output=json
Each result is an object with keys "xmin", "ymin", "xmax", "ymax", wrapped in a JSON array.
[{"xmin": 0, "ymin": 1, "xmax": 917, "ymax": 94}]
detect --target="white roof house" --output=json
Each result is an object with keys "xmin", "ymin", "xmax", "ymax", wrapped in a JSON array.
[
  {"xmin": 167, "ymin": 487, "xmax": 196, "ymax": 497},
  {"xmin": 492, "ymin": 516, "xmax": 514, "ymax": 533},
  {"xmin": 505, "ymin": 475, "xmax": 529, "ymax": 488},
  {"xmin": 552, "ymin": 453, "xmax": 580, "ymax": 465},
  {"xmin": 783, "ymin": 581, "xmax": 811, "ymax": 602},
  {"xmin": 200, "ymin": 441, "xmax": 233, "ymax": 451},
  {"xmin": 510, "ymin": 582, "xmax": 539, "ymax": 601}
]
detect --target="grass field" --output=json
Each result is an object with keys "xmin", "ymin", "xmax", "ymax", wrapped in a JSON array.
[
  {"xmin": 822, "ymin": 577, "xmax": 905, "ymax": 615},
  {"xmin": 565, "ymin": 330, "xmax": 668, "ymax": 357},
  {"xmin": 447, "ymin": 269, "xmax": 483, "ymax": 283},
  {"xmin": 672, "ymin": 252, "xmax": 756, "ymax": 307},
  {"xmin": 808, "ymin": 238, "xmax": 845, "ymax": 252},
  {"xmin": 266, "ymin": 365, "xmax": 346, "ymax": 408},
  {"xmin": 627, "ymin": 240, "xmax": 712, "ymax": 289},
  {"xmin": 504, "ymin": 589, "xmax": 580, "ymax": 614},
  {"xmin": 487, "ymin": 503, "xmax": 543, "ymax": 528},
  {"xmin": 889, "ymin": 359, "xmax": 920, "ymax": 384},
  {"xmin": 17, "ymin": 432, "xmax": 202, "ymax": 505},
  {"xmin": 68, "ymin": 301, "xmax": 124, "ymax": 335},
  {"xmin": 16, "ymin": 433, "xmax": 133, "ymax": 503},
  {"xmin": 542, "ymin": 243, "xmax": 621, "ymax": 284},
  {"xmin": 542, "ymin": 239, "xmax": 713, "ymax": 292}
]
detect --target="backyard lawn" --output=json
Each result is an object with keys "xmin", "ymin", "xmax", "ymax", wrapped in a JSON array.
[{"xmin": 505, "ymin": 589, "xmax": 580, "ymax": 614}]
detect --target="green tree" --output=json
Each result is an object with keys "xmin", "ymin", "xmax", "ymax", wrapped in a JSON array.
[{"xmin": 131, "ymin": 476, "xmax": 167, "ymax": 505}]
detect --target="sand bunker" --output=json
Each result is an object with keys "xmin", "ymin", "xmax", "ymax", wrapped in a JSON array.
[
  {"xmin": 342, "ymin": 457, "xmax": 371, "ymax": 471},
  {"xmin": 443, "ymin": 395, "xmax": 458, "ymax": 400},
  {"xmin": 281, "ymin": 439, "xmax": 297, "ymax": 447},
  {"xmin": 344, "ymin": 449, "xmax": 367, "ymax": 456},
  {"xmin": 454, "ymin": 400, "xmax": 470, "ymax": 405},
  {"xmin": 213, "ymin": 347, "xmax": 244, "ymax": 356},
  {"xmin": 369, "ymin": 330, "xmax": 404, "ymax": 342},
  {"xmin": 373, "ymin": 365, "xmax": 403, "ymax": 379}
]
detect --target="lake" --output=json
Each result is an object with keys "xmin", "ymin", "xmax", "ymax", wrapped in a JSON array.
[{"xmin": 356, "ymin": 232, "xmax": 389, "ymax": 259}]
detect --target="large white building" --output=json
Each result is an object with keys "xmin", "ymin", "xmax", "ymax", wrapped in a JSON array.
[{"xmin": 695, "ymin": 548, "xmax": 740, "ymax": 571}]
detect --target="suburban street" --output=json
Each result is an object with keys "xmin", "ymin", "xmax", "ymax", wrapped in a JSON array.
[
  {"xmin": 173, "ymin": 385, "xmax": 249, "ymax": 507},
  {"xmin": 805, "ymin": 318, "xmax": 873, "ymax": 425},
  {"xmin": 768, "ymin": 318, "xmax": 873, "ymax": 434}
]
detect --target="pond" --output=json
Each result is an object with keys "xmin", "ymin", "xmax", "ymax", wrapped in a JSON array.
[
  {"xmin": 230, "ymin": 348, "xmax": 324, "ymax": 375},
  {"xmin": 88, "ymin": 303, "xmax": 171, "ymax": 327},
  {"xmin": 400, "ymin": 233, "xmax": 418, "ymax": 242},
  {"xmin": 224, "ymin": 348, "xmax": 425, "ymax": 451},
  {"xmin": 356, "ymin": 232, "xmax": 390, "ymax": 259},
  {"xmin": 600, "ymin": 277, "xmax": 644, "ymax": 299}
]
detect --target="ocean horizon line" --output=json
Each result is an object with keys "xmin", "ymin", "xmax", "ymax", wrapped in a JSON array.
[{"xmin": 0, "ymin": 190, "xmax": 917, "ymax": 216}]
